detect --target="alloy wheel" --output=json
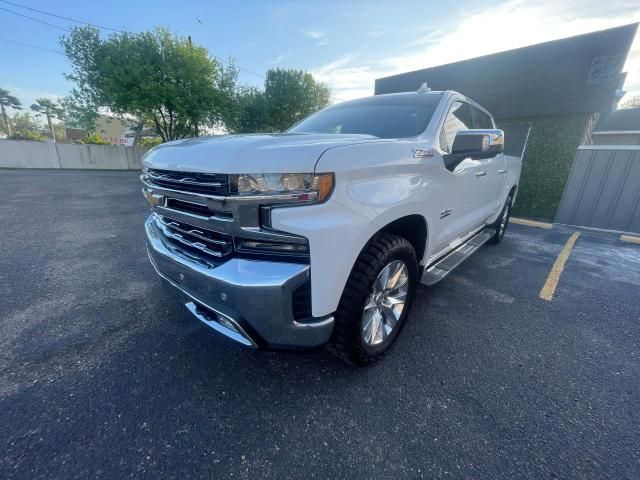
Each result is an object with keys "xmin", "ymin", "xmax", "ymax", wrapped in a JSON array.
[
  {"xmin": 499, "ymin": 202, "xmax": 511, "ymax": 237},
  {"xmin": 361, "ymin": 260, "xmax": 409, "ymax": 346}
]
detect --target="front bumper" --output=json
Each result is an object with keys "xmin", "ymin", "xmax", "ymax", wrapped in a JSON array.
[{"xmin": 145, "ymin": 215, "xmax": 334, "ymax": 349}]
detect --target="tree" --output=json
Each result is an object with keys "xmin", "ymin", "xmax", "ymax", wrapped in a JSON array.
[
  {"xmin": 618, "ymin": 95, "xmax": 640, "ymax": 110},
  {"xmin": 63, "ymin": 96, "xmax": 99, "ymax": 133},
  {"xmin": 209, "ymin": 59, "xmax": 241, "ymax": 130},
  {"xmin": 30, "ymin": 98, "xmax": 65, "ymax": 141},
  {"xmin": 5, "ymin": 111, "xmax": 47, "ymax": 140},
  {"xmin": 60, "ymin": 26, "xmax": 102, "ymax": 133},
  {"xmin": 0, "ymin": 87, "xmax": 22, "ymax": 136},
  {"xmin": 227, "ymin": 86, "xmax": 268, "ymax": 133},
  {"xmin": 230, "ymin": 69, "xmax": 331, "ymax": 133},
  {"xmin": 53, "ymin": 121, "xmax": 67, "ymax": 141},
  {"xmin": 61, "ymin": 26, "xmax": 235, "ymax": 141},
  {"xmin": 263, "ymin": 68, "xmax": 331, "ymax": 131}
]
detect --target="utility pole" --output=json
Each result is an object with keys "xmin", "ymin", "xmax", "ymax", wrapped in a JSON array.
[
  {"xmin": 46, "ymin": 113, "xmax": 56, "ymax": 142},
  {"xmin": 0, "ymin": 103, "xmax": 12, "ymax": 136}
]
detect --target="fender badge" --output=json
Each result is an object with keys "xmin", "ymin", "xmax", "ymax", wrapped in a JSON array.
[
  {"xmin": 413, "ymin": 148, "xmax": 434, "ymax": 158},
  {"xmin": 440, "ymin": 208, "xmax": 453, "ymax": 219}
]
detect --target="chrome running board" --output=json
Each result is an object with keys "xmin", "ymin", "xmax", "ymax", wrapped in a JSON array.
[{"xmin": 420, "ymin": 229, "xmax": 495, "ymax": 286}]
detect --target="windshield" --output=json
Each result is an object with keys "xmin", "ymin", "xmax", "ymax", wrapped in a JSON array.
[{"xmin": 288, "ymin": 93, "xmax": 442, "ymax": 139}]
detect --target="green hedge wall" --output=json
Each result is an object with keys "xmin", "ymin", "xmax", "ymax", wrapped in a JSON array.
[{"xmin": 499, "ymin": 113, "xmax": 591, "ymax": 221}]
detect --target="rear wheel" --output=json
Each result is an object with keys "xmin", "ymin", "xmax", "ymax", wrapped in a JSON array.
[
  {"xmin": 488, "ymin": 194, "xmax": 513, "ymax": 244},
  {"xmin": 328, "ymin": 233, "xmax": 417, "ymax": 366}
]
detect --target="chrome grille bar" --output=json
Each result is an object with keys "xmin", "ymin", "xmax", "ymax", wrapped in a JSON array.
[
  {"xmin": 147, "ymin": 170, "xmax": 223, "ymax": 188},
  {"xmin": 153, "ymin": 214, "xmax": 233, "ymax": 258},
  {"xmin": 156, "ymin": 215, "xmax": 230, "ymax": 246},
  {"xmin": 145, "ymin": 168, "xmax": 229, "ymax": 196}
]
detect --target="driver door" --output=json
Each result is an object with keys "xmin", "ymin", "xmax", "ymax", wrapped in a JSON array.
[{"xmin": 430, "ymin": 101, "xmax": 486, "ymax": 257}]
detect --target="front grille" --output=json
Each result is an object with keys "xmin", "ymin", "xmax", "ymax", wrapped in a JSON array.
[
  {"xmin": 146, "ymin": 168, "xmax": 229, "ymax": 196},
  {"xmin": 154, "ymin": 214, "xmax": 233, "ymax": 258},
  {"xmin": 165, "ymin": 198, "xmax": 233, "ymax": 220},
  {"xmin": 292, "ymin": 281, "xmax": 312, "ymax": 320}
]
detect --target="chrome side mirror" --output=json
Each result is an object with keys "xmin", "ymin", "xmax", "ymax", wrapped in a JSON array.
[{"xmin": 450, "ymin": 129, "xmax": 504, "ymax": 159}]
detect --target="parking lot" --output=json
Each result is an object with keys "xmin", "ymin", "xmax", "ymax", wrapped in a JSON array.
[{"xmin": 1, "ymin": 169, "xmax": 639, "ymax": 479}]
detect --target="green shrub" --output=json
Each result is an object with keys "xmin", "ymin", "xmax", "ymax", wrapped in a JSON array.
[
  {"xmin": 499, "ymin": 113, "xmax": 590, "ymax": 221},
  {"xmin": 138, "ymin": 137, "xmax": 162, "ymax": 150},
  {"xmin": 9, "ymin": 131, "xmax": 48, "ymax": 142},
  {"xmin": 77, "ymin": 134, "xmax": 110, "ymax": 145}
]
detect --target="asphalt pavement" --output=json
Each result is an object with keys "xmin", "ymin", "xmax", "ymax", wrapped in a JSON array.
[{"xmin": 1, "ymin": 169, "xmax": 639, "ymax": 479}]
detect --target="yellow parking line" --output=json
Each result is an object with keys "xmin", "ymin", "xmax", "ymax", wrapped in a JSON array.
[
  {"xmin": 539, "ymin": 232, "xmax": 580, "ymax": 301},
  {"xmin": 511, "ymin": 217, "xmax": 553, "ymax": 229},
  {"xmin": 620, "ymin": 234, "xmax": 640, "ymax": 245}
]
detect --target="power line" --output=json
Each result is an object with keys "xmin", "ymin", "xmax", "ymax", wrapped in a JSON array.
[
  {"xmin": 0, "ymin": 5, "xmax": 72, "ymax": 32},
  {"xmin": 229, "ymin": 64, "xmax": 266, "ymax": 80},
  {"xmin": 0, "ymin": 0, "xmax": 124, "ymax": 32},
  {"xmin": 0, "ymin": 36, "xmax": 65, "ymax": 55},
  {"xmin": 0, "ymin": 0, "xmax": 345, "ymax": 101},
  {"xmin": 0, "ymin": 4, "xmax": 268, "ymax": 82},
  {"xmin": 0, "ymin": 2, "xmax": 263, "ymax": 80}
]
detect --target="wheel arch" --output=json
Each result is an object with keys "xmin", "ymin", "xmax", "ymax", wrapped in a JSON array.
[
  {"xmin": 508, "ymin": 184, "xmax": 518, "ymax": 204},
  {"xmin": 374, "ymin": 214, "xmax": 429, "ymax": 264}
]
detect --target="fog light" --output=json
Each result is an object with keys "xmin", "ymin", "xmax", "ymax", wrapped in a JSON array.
[{"xmin": 238, "ymin": 239, "xmax": 309, "ymax": 254}]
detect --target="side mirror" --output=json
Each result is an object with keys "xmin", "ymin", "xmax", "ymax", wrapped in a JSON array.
[{"xmin": 450, "ymin": 129, "xmax": 504, "ymax": 159}]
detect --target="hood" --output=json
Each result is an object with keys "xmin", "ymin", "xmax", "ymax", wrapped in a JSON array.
[{"xmin": 142, "ymin": 133, "xmax": 379, "ymax": 173}]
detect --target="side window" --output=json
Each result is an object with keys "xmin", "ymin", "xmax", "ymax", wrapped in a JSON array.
[
  {"xmin": 439, "ymin": 102, "xmax": 473, "ymax": 152},
  {"xmin": 471, "ymin": 107, "xmax": 494, "ymax": 129}
]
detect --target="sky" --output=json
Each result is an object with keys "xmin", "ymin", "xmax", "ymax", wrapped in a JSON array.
[{"xmin": 1, "ymin": 0, "xmax": 640, "ymax": 112}]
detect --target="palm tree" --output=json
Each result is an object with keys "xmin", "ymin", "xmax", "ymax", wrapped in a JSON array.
[
  {"xmin": 31, "ymin": 98, "xmax": 64, "ymax": 141},
  {"xmin": 0, "ymin": 87, "xmax": 22, "ymax": 136}
]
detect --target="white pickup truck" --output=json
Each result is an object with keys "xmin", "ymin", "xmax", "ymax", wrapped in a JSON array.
[{"xmin": 141, "ymin": 87, "xmax": 522, "ymax": 365}]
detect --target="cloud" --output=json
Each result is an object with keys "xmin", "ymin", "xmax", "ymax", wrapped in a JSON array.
[
  {"xmin": 4, "ymin": 85, "xmax": 64, "ymax": 113},
  {"xmin": 312, "ymin": 55, "xmax": 375, "ymax": 101},
  {"xmin": 621, "ymin": 30, "xmax": 640, "ymax": 102},
  {"xmin": 271, "ymin": 53, "xmax": 289, "ymax": 65},
  {"xmin": 312, "ymin": 0, "xmax": 640, "ymax": 101},
  {"xmin": 2, "ymin": 85, "xmax": 65, "ymax": 126},
  {"xmin": 301, "ymin": 28, "xmax": 326, "ymax": 40}
]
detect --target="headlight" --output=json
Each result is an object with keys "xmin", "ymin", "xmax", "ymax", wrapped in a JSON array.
[{"xmin": 230, "ymin": 173, "xmax": 334, "ymax": 203}]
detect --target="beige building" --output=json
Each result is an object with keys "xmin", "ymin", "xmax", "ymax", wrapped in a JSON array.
[{"xmin": 94, "ymin": 115, "xmax": 133, "ymax": 145}]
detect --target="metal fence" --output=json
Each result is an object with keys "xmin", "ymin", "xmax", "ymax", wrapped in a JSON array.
[{"xmin": 555, "ymin": 145, "xmax": 640, "ymax": 234}]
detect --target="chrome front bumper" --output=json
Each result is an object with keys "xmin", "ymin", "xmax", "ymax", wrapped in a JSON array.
[{"xmin": 145, "ymin": 216, "xmax": 334, "ymax": 349}]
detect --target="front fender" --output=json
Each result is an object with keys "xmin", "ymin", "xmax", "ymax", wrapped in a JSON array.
[{"xmin": 271, "ymin": 141, "xmax": 436, "ymax": 317}]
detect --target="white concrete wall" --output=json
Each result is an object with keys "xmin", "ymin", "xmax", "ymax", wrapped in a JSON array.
[
  {"xmin": 0, "ymin": 139, "xmax": 143, "ymax": 170},
  {"xmin": 0, "ymin": 139, "xmax": 60, "ymax": 168}
]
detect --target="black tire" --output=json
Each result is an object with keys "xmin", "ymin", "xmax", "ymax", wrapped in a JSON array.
[
  {"xmin": 328, "ymin": 233, "xmax": 418, "ymax": 366},
  {"xmin": 488, "ymin": 194, "xmax": 513, "ymax": 244}
]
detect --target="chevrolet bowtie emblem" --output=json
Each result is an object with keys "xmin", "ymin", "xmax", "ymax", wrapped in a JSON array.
[{"xmin": 143, "ymin": 188, "xmax": 163, "ymax": 207}]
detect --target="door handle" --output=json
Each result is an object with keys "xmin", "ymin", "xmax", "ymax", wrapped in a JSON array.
[
  {"xmin": 498, "ymin": 169, "xmax": 507, "ymax": 174},
  {"xmin": 475, "ymin": 171, "xmax": 486, "ymax": 177}
]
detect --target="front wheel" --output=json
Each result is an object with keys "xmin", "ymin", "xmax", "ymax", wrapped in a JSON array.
[
  {"xmin": 328, "ymin": 233, "xmax": 418, "ymax": 366},
  {"xmin": 488, "ymin": 194, "xmax": 513, "ymax": 244}
]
